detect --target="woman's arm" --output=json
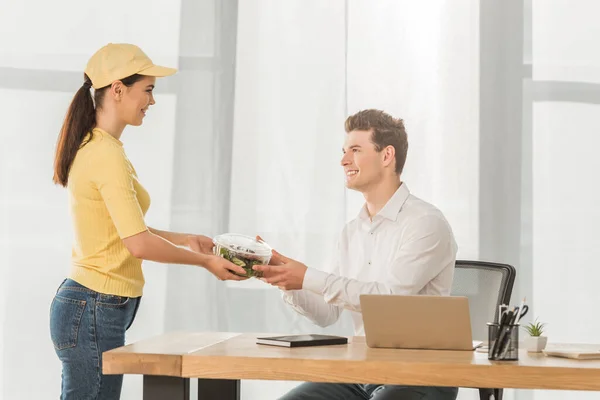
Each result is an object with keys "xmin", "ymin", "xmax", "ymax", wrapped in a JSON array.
[
  {"xmin": 92, "ymin": 147, "xmax": 239, "ymax": 280},
  {"xmin": 148, "ymin": 227, "xmax": 190, "ymax": 246},
  {"xmin": 148, "ymin": 227, "xmax": 215, "ymax": 254},
  {"xmin": 122, "ymin": 230, "xmax": 246, "ymax": 281}
]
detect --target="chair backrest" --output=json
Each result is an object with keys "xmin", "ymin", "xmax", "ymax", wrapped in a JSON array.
[{"xmin": 450, "ymin": 260, "xmax": 516, "ymax": 341}]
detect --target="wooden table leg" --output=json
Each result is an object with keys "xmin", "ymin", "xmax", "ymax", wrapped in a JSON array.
[
  {"xmin": 197, "ymin": 379, "xmax": 240, "ymax": 400},
  {"xmin": 143, "ymin": 375, "xmax": 190, "ymax": 400}
]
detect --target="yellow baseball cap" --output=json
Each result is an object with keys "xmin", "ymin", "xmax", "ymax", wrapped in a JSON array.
[{"xmin": 84, "ymin": 43, "xmax": 177, "ymax": 89}]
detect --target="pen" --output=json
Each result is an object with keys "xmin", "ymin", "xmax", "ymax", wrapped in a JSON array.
[
  {"xmin": 498, "ymin": 299, "xmax": 527, "ymax": 358},
  {"xmin": 497, "ymin": 305, "xmax": 501, "ymax": 323},
  {"xmin": 517, "ymin": 297, "xmax": 527, "ymax": 322},
  {"xmin": 516, "ymin": 297, "xmax": 526, "ymax": 322},
  {"xmin": 497, "ymin": 304, "xmax": 507, "ymax": 324},
  {"xmin": 500, "ymin": 316, "xmax": 515, "ymax": 357},
  {"xmin": 500, "ymin": 306, "xmax": 521, "ymax": 358},
  {"xmin": 493, "ymin": 309, "xmax": 513, "ymax": 358}
]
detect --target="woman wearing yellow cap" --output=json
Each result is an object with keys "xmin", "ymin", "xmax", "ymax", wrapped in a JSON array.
[{"xmin": 49, "ymin": 43, "xmax": 246, "ymax": 399}]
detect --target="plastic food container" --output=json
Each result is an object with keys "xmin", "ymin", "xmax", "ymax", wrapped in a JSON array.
[{"xmin": 213, "ymin": 233, "xmax": 272, "ymax": 278}]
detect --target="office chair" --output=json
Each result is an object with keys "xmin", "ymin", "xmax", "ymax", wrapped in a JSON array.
[{"xmin": 451, "ymin": 260, "xmax": 517, "ymax": 400}]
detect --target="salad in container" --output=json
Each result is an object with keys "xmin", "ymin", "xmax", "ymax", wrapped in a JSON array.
[{"xmin": 213, "ymin": 233, "xmax": 272, "ymax": 278}]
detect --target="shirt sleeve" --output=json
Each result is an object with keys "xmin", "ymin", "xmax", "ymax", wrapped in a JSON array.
[
  {"xmin": 281, "ymin": 239, "xmax": 344, "ymax": 327},
  {"xmin": 282, "ymin": 290, "xmax": 343, "ymax": 327},
  {"xmin": 302, "ymin": 215, "xmax": 457, "ymax": 312},
  {"xmin": 93, "ymin": 145, "xmax": 148, "ymax": 239}
]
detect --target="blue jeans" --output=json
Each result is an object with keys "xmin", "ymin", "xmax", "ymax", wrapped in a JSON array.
[
  {"xmin": 49, "ymin": 279, "xmax": 141, "ymax": 400},
  {"xmin": 279, "ymin": 383, "xmax": 458, "ymax": 400}
]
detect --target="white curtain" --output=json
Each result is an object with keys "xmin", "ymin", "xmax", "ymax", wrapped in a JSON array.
[
  {"xmin": 1, "ymin": 1, "xmax": 599, "ymax": 400},
  {"xmin": 0, "ymin": 0, "xmax": 181, "ymax": 398},
  {"xmin": 227, "ymin": 2, "xmax": 480, "ymax": 398}
]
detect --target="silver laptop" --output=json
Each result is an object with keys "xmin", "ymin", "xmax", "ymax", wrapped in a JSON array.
[{"xmin": 360, "ymin": 294, "xmax": 482, "ymax": 351}]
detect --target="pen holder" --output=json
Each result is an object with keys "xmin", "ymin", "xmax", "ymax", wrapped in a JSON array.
[{"xmin": 487, "ymin": 322, "xmax": 519, "ymax": 361}]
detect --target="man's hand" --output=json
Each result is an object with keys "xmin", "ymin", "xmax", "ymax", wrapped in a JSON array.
[
  {"xmin": 252, "ymin": 249, "xmax": 307, "ymax": 290},
  {"xmin": 187, "ymin": 235, "xmax": 215, "ymax": 255},
  {"xmin": 256, "ymin": 235, "xmax": 286, "ymax": 266}
]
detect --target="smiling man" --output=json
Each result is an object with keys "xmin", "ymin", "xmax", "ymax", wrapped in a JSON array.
[{"xmin": 254, "ymin": 109, "xmax": 458, "ymax": 400}]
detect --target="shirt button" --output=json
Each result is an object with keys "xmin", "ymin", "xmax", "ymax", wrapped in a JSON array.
[
  {"xmin": 370, "ymin": 232, "xmax": 374, "ymax": 235},
  {"xmin": 368, "ymin": 261, "xmax": 372, "ymax": 265}
]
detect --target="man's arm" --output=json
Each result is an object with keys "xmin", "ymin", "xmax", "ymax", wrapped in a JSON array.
[
  {"xmin": 303, "ymin": 215, "xmax": 457, "ymax": 312},
  {"xmin": 257, "ymin": 249, "xmax": 344, "ymax": 327},
  {"xmin": 282, "ymin": 290, "xmax": 343, "ymax": 327}
]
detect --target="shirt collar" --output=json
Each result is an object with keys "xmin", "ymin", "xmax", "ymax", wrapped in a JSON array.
[{"xmin": 358, "ymin": 183, "xmax": 410, "ymax": 222}]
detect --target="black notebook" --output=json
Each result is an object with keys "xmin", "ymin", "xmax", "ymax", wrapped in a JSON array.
[{"xmin": 256, "ymin": 334, "xmax": 348, "ymax": 348}]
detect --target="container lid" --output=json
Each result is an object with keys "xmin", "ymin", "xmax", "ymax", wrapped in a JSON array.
[{"xmin": 213, "ymin": 233, "xmax": 272, "ymax": 257}]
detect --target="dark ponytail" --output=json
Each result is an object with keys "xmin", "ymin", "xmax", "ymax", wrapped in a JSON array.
[
  {"xmin": 52, "ymin": 73, "xmax": 145, "ymax": 186},
  {"xmin": 53, "ymin": 73, "xmax": 96, "ymax": 187}
]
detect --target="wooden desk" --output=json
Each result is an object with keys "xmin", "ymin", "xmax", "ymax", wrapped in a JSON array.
[{"xmin": 103, "ymin": 332, "xmax": 600, "ymax": 400}]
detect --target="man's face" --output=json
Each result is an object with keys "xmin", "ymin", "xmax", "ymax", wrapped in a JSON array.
[{"xmin": 341, "ymin": 130, "xmax": 386, "ymax": 192}]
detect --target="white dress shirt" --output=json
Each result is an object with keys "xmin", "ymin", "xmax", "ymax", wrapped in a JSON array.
[{"xmin": 283, "ymin": 183, "xmax": 458, "ymax": 335}]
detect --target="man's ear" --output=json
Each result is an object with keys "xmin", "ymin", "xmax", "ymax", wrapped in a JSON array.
[{"xmin": 382, "ymin": 145, "xmax": 396, "ymax": 168}]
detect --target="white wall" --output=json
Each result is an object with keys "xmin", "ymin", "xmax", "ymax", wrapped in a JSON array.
[
  {"xmin": 531, "ymin": 102, "xmax": 600, "ymax": 400},
  {"xmin": 530, "ymin": 1, "xmax": 600, "ymax": 399},
  {"xmin": 532, "ymin": 0, "xmax": 600, "ymax": 84}
]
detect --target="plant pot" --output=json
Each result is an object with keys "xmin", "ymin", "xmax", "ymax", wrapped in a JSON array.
[{"xmin": 524, "ymin": 335, "xmax": 547, "ymax": 352}]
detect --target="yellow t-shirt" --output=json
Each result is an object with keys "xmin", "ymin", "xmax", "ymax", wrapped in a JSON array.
[{"xmin": 68, "ymin": 128, "xmax": 150, "ymax": 297}]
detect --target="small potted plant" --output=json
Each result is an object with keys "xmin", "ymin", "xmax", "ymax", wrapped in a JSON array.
[{"xmin": 523, "ymin": 318, "xmax": 547, "ymax": 352}]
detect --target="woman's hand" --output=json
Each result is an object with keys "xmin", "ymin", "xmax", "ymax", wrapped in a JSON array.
[
  {"xmin": 124, "ymin": 230, "xmax": 248, "ymax": 282},
  {"xmin": 204, "ymin": 255, "xmax": 249, "ymax": 281},
  {"xmin": 186, "ymin": 235, "xmax": 215, "ymax": 255},
  {"xmin": 188, "ymin": 235, "xmax": 249, "ymax": 281}
]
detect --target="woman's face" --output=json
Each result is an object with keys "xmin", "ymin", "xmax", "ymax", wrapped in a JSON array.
[{"xmin": 116, "ymin": 76, "xmax": 156, "ymax": 126}]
